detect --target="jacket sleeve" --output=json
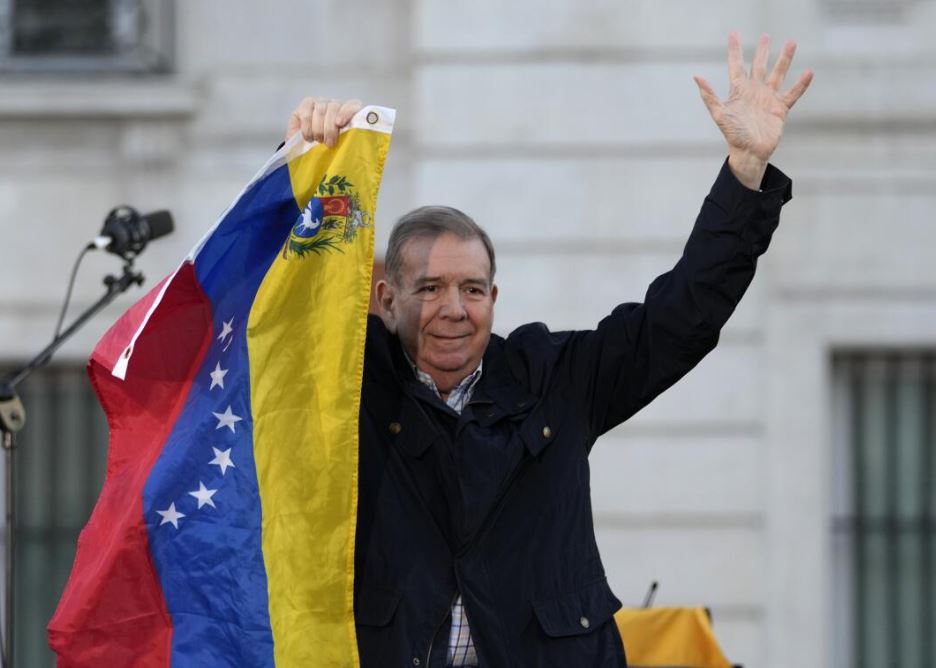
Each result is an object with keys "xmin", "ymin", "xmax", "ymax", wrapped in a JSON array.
[{"xmin": 562, "ymin": 158, "xmax": 793, "ymax": 439}]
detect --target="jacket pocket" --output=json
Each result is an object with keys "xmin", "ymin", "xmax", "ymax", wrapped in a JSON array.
[
  {"xmin": 355, "ymin": 583, "xmax": 402, "ymax": 627},
  {"xmin": 532, "ymin": 577, "xmax": 622, "ymax": 638},
  {"xmin": 519, "ymin": 396, "xmax": 567, "ymax": 458}
]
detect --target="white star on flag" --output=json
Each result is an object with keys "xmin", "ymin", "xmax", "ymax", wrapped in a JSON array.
[
  {"xmin": 210, "ymin": 447, "xmax": 236, "ymax": 476},
  {"xmin": 217, "ymin": 318, "xmax": 234, "ymax": 342},
  {"xmin": 188, "ymin": 481, "xmax": 218, "ymax": 509},
  {"xmin": 213, "ymin": 405, "xmax": 242, "ymax": 433},
  {"xmin": 209, "ymin": 362, "xmax": 228, "ymax": 391},
  {"xmin": 157, "ymin": 502, "xmax": 185, "ymax": 529}
]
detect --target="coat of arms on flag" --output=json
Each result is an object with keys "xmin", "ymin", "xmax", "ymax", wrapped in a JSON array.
[{"xmin": 286, "ymin": 173, "xmax": 373, "ymax": 259}]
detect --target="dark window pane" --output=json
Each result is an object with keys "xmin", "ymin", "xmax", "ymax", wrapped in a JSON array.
[
  {"xmin": 834, "ymin": 352, "xmax": 936, "ymax": 668},
  {"xmin": 4, "ymin": 365, "xmax": 108, "ymax": 667},
  {"xmin": 1, "ymin": 0, "xmax": 173, "ymax": 74},
  {"xmin": 12, "ymin": 0, "xmax": 114, "ymax": 55}
]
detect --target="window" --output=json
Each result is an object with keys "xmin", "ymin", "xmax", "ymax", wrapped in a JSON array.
[
  {"xmin": 0, "ymin": 0, "xmax": 173, "ymax": 72},
  {"xmin": 3, "ymin": 364, "xmax": 108, "ymax": 667},
  {"xmin": 831, "ymin": 352, "xmax": 936, "ymax": 668}
]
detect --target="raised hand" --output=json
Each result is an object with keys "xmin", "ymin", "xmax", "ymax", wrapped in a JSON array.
[
  {"xmin": 284, "ymin": 97, "xmax": 363, "ymax": 147},
  {"xmin": 694, "ymin": 32, "xmax": 813, "ymax": 189}
]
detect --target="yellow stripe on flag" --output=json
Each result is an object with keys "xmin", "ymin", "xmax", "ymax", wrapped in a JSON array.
[{"xmin": 248, "ymin": 117, "xmax": 393, "ymax": 667}]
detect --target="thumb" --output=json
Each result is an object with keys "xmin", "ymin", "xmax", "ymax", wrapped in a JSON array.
[
  {"xmin": 693, "ymin": 75, "xmax": 721, "ymax": 119},
  {"xmin": 284, "ymin": 112, "xmax": 301, "ymax": 142}
]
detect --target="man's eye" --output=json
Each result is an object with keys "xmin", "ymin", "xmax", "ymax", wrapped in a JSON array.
[{"xmin": 419, "ymin": 285, "xmax": 437, "ymax": 293}]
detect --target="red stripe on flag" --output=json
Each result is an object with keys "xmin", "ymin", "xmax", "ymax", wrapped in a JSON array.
[
  {"xmin": 48, "ymin": 262, "xmax": 214, "ymax": 667},
  {"xmin": 90, "ymin": 274, "xmax": 171, "ymax": 373}
]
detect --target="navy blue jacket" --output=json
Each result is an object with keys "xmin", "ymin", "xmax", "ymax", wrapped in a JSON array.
[{"xmin": 354, "ymin": 160, "xmax": 792, "ymax": 667}]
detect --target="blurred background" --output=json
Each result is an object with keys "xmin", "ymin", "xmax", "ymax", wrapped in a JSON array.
[{"xmin": 1, "ymin": 0, "xmax": 935, "ymax": 666}]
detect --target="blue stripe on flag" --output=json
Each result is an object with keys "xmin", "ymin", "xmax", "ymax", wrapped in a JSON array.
[{"xmin": 143, "ymin": 164, "xmax": 299, "ymax": 667}]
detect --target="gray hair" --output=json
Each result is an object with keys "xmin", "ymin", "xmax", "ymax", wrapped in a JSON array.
[{"xmin": 384, "ymin": 205, "xmax": 496, "ymax": 284}]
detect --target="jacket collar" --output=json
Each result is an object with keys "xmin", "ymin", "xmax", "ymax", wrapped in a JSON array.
[
  {"xmin": 368, "ymin": 318, "xmax": 538, "ymax": 454},
  {"xmin": 384, "ymin": 321, "xmax": 536, "ymax": 420}
]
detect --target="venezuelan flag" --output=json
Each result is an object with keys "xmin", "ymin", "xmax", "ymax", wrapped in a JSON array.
[{"xmin": 48, "ymin": 106, "xmax": 395, "ymax": 667}]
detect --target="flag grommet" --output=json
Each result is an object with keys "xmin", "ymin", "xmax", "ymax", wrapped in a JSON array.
[{"xmin": 366, "ymin": 111, "xmax": 379, "ymax": 125}]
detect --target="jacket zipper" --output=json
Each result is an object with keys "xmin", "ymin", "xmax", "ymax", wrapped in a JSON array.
[
  {"xmin": 456, "ymin": 453, "xmax": 533, "ymax": 559},
  {"xmin": 416, "ymin": 391, "xmax": 535, "ymax": 664},
  {"xmin": 447, "ymin": 456, "xmax": 532, "ymax": 667}
]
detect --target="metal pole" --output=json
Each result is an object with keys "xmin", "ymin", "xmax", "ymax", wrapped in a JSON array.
[{"xmin": 2, "ymin": 430, "xmax": 13, "ymax": 668}]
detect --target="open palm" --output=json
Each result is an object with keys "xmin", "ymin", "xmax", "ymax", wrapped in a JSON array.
[{"xmin": 695, "ymin": 33, "xmax": 813, "ymax": 167}]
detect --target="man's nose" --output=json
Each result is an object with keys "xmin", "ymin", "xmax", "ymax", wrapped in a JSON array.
[{"xmin": 438, "ymin": 286, "xmax": 467, "ymax": 319}]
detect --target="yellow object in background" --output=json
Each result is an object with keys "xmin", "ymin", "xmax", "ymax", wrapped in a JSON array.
[{"xmin": 615, "ymin": 607, "xmax": 734, "ymax": 668}]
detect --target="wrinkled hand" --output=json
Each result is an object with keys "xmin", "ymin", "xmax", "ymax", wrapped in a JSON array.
[
  {"xmin": 694, "ymin": 33, "xmax": 813, "ymax": 189},
  {"xmin": 284, "ymin": 97, "xmax": 363, "ymax": 147}
]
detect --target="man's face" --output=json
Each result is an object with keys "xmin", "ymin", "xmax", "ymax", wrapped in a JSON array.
[{"xmin": 377, "ymin": 233, "xmax": 497, "ymax": 393}]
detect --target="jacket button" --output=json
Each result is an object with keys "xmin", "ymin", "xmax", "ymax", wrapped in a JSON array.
[
  {"xmin": 580, "ymin": 616, "xmax": 590, "ymax": 629},
  {"xmin": 542, "ymin": 425, "xmax": 552, "ymax": 439},
  {"xmin": 389, "ymin": 422, "xmax": 402, "ymax": 435},
  {"xmin": 412, "ymin": 658, "xmax": 420, "ymax": 666}
]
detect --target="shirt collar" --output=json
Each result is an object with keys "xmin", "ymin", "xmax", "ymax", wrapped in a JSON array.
[{"xmin": 403, "ymin": 350, "xmax": 483, "ymax": 414}]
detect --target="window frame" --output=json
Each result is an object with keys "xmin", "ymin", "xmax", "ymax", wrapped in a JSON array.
[{"xmin": 0, "ymin": 0, "xmax": 174, "ymax": 74}]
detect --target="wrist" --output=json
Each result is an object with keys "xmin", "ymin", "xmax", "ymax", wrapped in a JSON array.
[{"xmin": 727, "ymin": 150, "xmax": 768, "ymax": 191}]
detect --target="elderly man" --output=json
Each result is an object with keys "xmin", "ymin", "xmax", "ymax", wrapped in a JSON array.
[{"xmin": 286, "ymin": 33, "xmax": 811, "ymax": 668}]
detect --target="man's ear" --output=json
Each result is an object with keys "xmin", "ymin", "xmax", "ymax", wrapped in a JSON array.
[
  {"xmin": 375, "ymin": 279, "xmax": 397, "ymax": 332},
  {"xmin": 490, "ymin": 283, "xmax": 498, "ymax": 304}
]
